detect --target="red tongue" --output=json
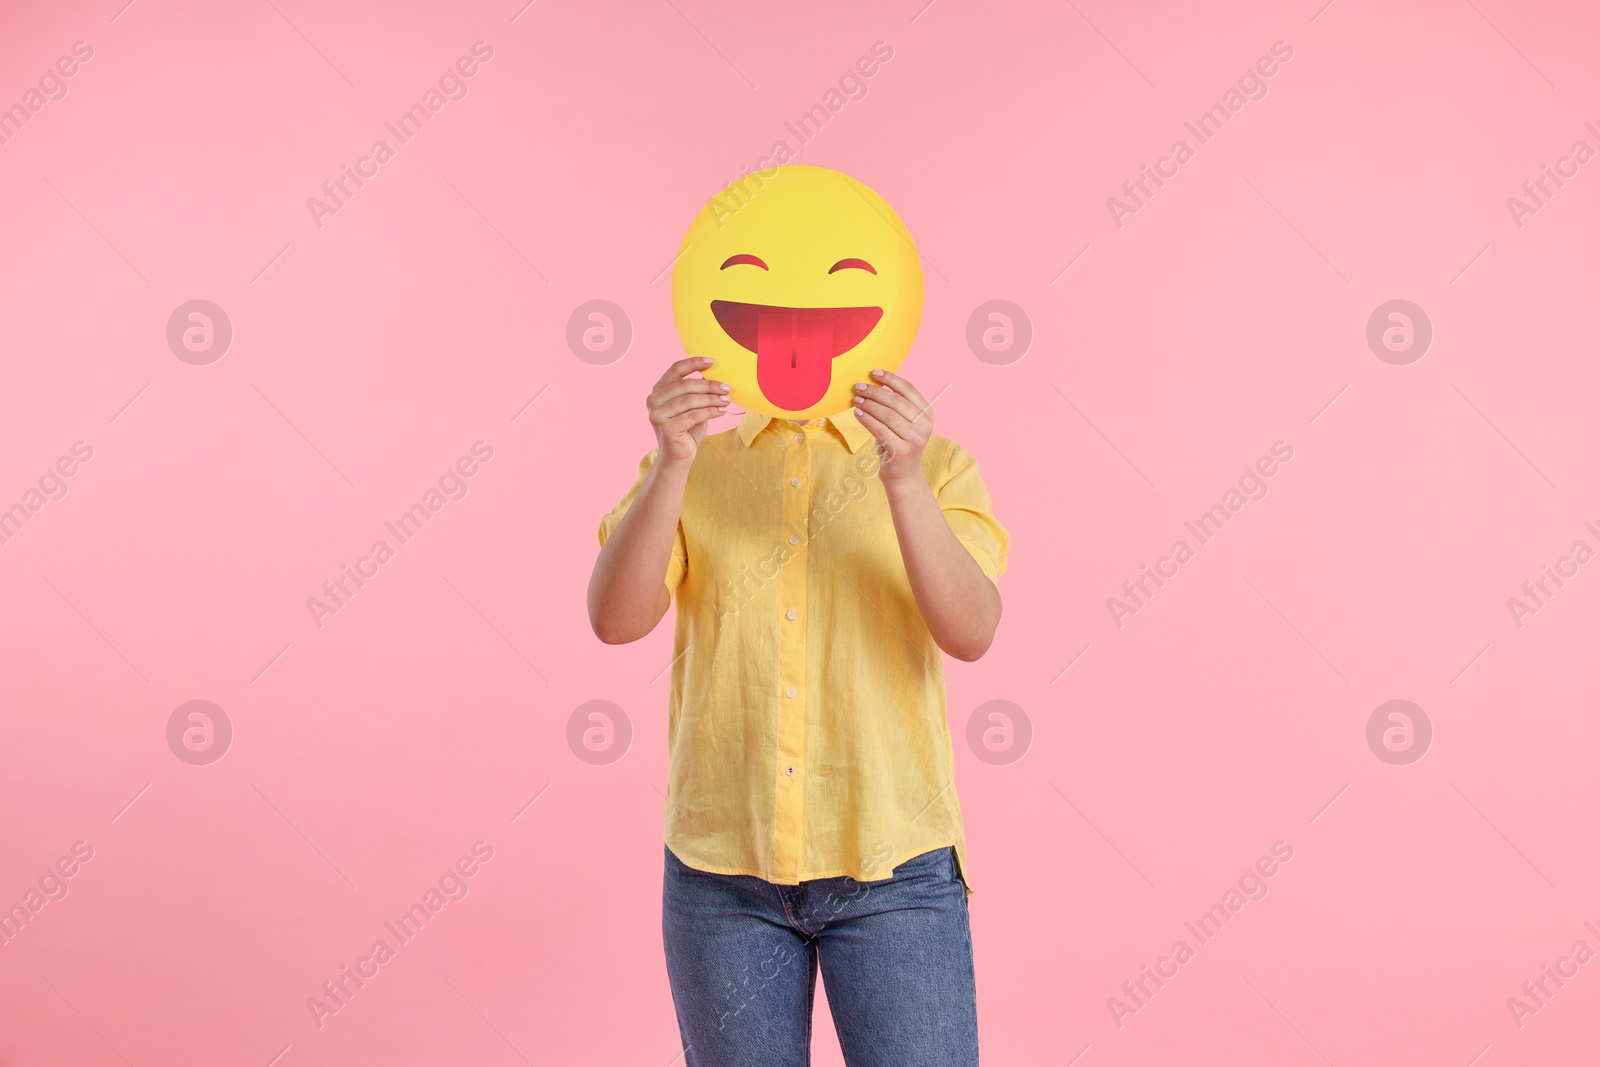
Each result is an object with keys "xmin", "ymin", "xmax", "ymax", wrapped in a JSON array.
[{"xmin": 756, "ymin": 310, "xmax": 835, "ymax": 411}]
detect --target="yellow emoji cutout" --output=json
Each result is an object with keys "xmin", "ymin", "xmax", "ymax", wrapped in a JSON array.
[{"xmin": 671, "ymin": 165, "xmax": 924, "ymax": 420}]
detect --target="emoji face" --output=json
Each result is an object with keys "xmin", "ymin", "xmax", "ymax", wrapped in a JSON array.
[{"xmin": 672, "ymin": 165, "xmax": 924, "ymax": 420}]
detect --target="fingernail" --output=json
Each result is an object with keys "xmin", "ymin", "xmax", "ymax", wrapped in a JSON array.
[
  {"xmin": 854, "ymin": 383, "xmax": 867, "ymax": 392},
  {"xmin": 719, "ymin": 383, "xmax": 731, "ymax": 392},
  {"xmin": 871, "ymin": 368, "xmax": 885, "ymax": 377},
  {"xmin": 702, "ymin": 357, "xmax": 715, "ymax": 364},
  {"xmin": 852, "ymin": 396, "xmax": 864, "ymax": 405}
]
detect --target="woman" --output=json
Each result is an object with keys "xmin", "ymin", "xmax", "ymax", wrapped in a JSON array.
[{"xmin": 592, "ymin": 157, "xmax": 1005, "ymax": 1067}]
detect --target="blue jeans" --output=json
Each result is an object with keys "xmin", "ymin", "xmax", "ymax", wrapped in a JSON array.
[{"xmin": 662, "ymin": 844, "xmax": 979, "ymax": 1066}]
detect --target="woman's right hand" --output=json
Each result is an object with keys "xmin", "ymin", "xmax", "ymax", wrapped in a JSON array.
[{"xmin": 649, "ymin": 356, "xmax": 730, "ymax": 468}]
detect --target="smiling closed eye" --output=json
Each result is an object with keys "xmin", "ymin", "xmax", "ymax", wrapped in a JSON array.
[
  {"xmin": 828, "ymin": 258, "xmax": 877, "ymax": 275},
  {"xmin": 720, "ymin": 254, "xmax": 769, "ymax": 270}
]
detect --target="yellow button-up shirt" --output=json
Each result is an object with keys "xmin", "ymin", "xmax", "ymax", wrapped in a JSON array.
[{"xmin": 598, "ymin": 410, "xmax": 1008, "ymax": 895}]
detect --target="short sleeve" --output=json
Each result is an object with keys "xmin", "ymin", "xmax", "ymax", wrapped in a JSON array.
[
  {"xmin": 936, "ymin": 441, "xmax": 1008, "ymax": 583},
  {"xmin": 598, "ymin": 449, "xmax": 688, "ymax": 593}
]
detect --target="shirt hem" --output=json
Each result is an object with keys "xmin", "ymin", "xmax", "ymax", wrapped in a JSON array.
[{"xmin": 667, "ymin": 838, "xmax": 974, "ymax": 897}]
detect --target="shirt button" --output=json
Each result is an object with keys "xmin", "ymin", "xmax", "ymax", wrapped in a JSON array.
[
  {"xmin": 790, "ymin": 477, "xmax": 802, "ymax": 487},
  {"xmin": 794, "ymin": 432, "xmax": 804, "ymax": 443},
  {"xmin": 785, "ymin": 766, "xmax": 795, "ymax": 776},
  {"xmin": 786, "ymin": 609, "xmax": 798, "ymax": 621},
  {"xmin": 786, "ymin": 687, "xmax": 797, "ymax": 698},
  {"xmin": 788, "ymin": 534, "xmax": 800, "ymax": 545}
]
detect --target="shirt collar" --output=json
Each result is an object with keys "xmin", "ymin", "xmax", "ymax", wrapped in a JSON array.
[{"xmin": 735, "ymin": 410, "xmax": 874, "ymax": 453}]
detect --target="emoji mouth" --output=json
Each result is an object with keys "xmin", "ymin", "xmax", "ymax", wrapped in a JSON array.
[{"xmin": 710, "ymin": 300, "xmax": 884, "ymax": 411}]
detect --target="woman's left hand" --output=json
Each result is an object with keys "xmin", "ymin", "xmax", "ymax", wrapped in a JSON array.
[{"xmin": 852, "ymin": 369, "xmax": 934, "ymax": 491}]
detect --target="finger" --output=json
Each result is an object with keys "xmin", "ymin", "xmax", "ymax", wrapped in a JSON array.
[
  {"xmin": 656, "ymin": 393, "xmax": 730, "ymax": 420},
  {"xmin": 853, "ymin": 381, "xmax": 919, "ymax": 424},
  {"xmin": 649, "ymin": 386, "xmax": 729, "ymax": 419},
  {"xmin": 852, "ymin": 406, "xmax": 905, "ymax": 455},
  {"xmin": 656, "ymin": 356, "xmax": 715, "ymax": 387},
  {"xmin": 653, "ymin": 378, "xmax": 731, "ymax": 404},
  {"xmin": 665, "ymin": 405, "xmax": 723, "ymax": 433},
  {"xmin": 853, "ymin": 394, "xmax": 917, "ymax": 441},
  {"xmin": 868, "ymin": 368, "xmax": 929, "ymax": 412}
]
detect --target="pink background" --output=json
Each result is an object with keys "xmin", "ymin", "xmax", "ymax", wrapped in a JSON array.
[{"xmin": 2, "ymin": 0, "xmax": 1597, "ymax": 1063}]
